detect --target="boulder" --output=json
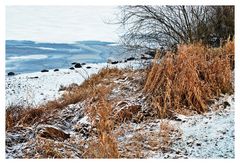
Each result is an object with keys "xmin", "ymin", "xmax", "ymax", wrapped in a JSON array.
[
  {"xmin": 71, "ymin": 62, "xmax": 77, "ymax": 65},
  {"xmin": 54, "ymin": 69, "xmax": 59, "ymax": 72},
  {"xmin": 69, "ymin": 67, "xmax": 75, "ymax": 70},
  {"xmin": 7, "ymin": 72, "xmax": 15, "ymax": 76},
  {"xmin": 81, "ymin": 63, "xmax": 86, "ymax": 65},
  {"xmin": 41, "ymin": 69, "xmax": 49, "ymax": 72},
  {"xmin": 111, "ymin": 61, "xmax": 119, "ymax": 64},
  {"xmin": 126, "ymin": 57, "xmax": 135, "ymax": 61},
  {"xmin": 74, "ymin": 63, "xmax": 82, "ymax": 68},
  {"xmin": 86, "ymin": 66, "xmax": 92, "ymax": 69}
]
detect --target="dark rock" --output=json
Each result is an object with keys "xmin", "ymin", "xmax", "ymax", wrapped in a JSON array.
[
  {"xmin": 196, "ymin": 143, "xmax": 201, "ymax": 146},
  {"xmin": 172, "ymin": 116, "xmax": 183, "ymax": 122},
  {"xmin": 81, "ymin": 63, "xmax": 86, "ymax": 65},
  {"xmin": 29, "ymin": 76, "xmax": 39, "ymax": 79},
  {"xmin": 126, "ymin": 57, "xmax": 135, "ymax": 61},
  {"xmin": 71, "ymin": 62, "xmax": 78, "ymax": 65},
  {"xmin": 223, "ymin": 101, "xmax": 230, "ymax": 108},
  {"xmin": 69, "ymin": 67, "xmax": 75, "ymax": 70},
  {"xmin": 74, "ymin": 63, "xmax": 82, "ymax": 68},
  {"xmin": 54, "ymin": 69, "xmax": 59, "ymax": 72},
  {"xmin": 141, "ymin": 56, "xmax": 149, "ymax": 60},
  {"xmin": 145, "ymin": 50, "xmax": 156, "ymax": 57},
  {"xmin": 41, "ymin": 69, "xmax": 49, "ymax": 72},
  {"xmin": 111, "ymin": 61, "xmax": 119, "ymax": 64},
  {"xmin": 7, "ymin": 72, "xmax": 15, "ymax": 76},
  {"xmin": 86, "ymin": 66, "xmax": 91, "ymax": 69}
]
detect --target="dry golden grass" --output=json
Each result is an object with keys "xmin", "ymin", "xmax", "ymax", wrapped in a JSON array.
[
  {"xmin": 5, "ymin": 67, "xmax": 126, "ymax": 131},
  {"xmin": 62, "ymin": 67, "xmax": 125, "ymax": 103},
  {"xmin": 144, "ymin": 39, "xmax": 234, "ymax": 118},
  {"xmin": 83, "ymin": 93, "xmax": 119, "ymax": 158}
]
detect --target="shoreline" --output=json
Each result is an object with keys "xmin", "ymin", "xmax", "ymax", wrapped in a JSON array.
[{"xmin": 5, "ymin": 60, "xmax": 146, "ymax": 107}]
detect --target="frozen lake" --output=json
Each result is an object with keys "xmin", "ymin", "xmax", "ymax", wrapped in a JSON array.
[{"xmin": 6, "ymin": 40, "xmax": 126, "ymax": 74}]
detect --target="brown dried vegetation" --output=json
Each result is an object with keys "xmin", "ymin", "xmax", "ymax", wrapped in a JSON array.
[
  {"xmin": 144, "ymin": 39, "xmax": 234, "ymax": 118},
  {"xmin": 6, "ymin": 40, "xmax": 234, "ymax": 158},
  {"xmin": 83, "ymin": 91, "xmax": 119, "ymax": 158}
]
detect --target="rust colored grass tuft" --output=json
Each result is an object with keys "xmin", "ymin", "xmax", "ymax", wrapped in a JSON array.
[
  {"xmin": 5, "ymin": 67, "xmax": 125, "ymax": 130},
  {"xmin": 83, "ymin": 92, "xmax": 119, "ymax": 158},
  {"xmin": 144, "ymin": 40, "xmax": 234, "ymax": 118}
]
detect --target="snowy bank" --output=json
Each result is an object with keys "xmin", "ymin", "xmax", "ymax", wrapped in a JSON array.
[{"xmin": 5, "ymin": 61, "xmax": 147, "ymax": 107}]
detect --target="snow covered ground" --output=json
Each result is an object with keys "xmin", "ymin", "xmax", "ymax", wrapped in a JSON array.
[
  {"xmin": 156, "ymin": 94, "xmax": 234, "ymax": 158},
  {"xmin": 5, "ymin": 60, "xmax": 234, "ymax": 159},
  {"xmin": 5, "ymin": 61, "xmax": 146, "ymax": 107}
]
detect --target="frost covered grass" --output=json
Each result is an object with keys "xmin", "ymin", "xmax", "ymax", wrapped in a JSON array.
[{"xmin": 144, "ymin": 39, "xmax": 234, "ymax": 118}]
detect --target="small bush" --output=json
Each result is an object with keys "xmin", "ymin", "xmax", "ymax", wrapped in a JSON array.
[{"xmin": 144, "ymin": 40, "xmax": 234, "ymax": 118}]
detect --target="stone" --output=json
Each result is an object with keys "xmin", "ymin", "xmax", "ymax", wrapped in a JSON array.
[
  {"xmin": 111, "ymin": 61, "xmax": 119, "ymax": 64},
  {"xmin": 7, "ymin": 72, "xmax": 15, "ymax": 76},
  {"xmin": 74, "ymin": 63, "xmax": 82, "ymax": 68},
  {"xmin": 126, "ymin": 57, "xmax": 135, "ymax": 61},
  {"xmin": 41, "ymin": 69, "xmax": 49, "ymax": 72}
]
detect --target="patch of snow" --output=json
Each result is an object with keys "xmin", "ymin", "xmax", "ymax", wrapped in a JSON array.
[
  {"xmin": 5, "ymin": 61, "xmax": 144, "ymax": 107},
  {"xmin": 153, "ymin": 94, "xmax": 235, "ymax": 158}
]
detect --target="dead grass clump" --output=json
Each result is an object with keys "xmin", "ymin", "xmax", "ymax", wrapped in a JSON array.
[
  {"xmin": 34, "ymin": 138, "xmax": 64, "ymax": 158},
  {"xmin": 17, "ymin": 107, "xmax": 45, "ymax": 126},
  {"xmin": 144, "ymin": 40, "xmax": 234, "ymax": 118},
  {"xmin": 6, "ymin": 105, "xmax": 47, "ymax": 130},
  {"xmin": 114, "ymin": 104, "xmax": 142, "ymax": 124},
  {"xmin": 6, "ymin": 105, "xmax": 24, "ymax": 130},
  {"xmin": 61, "ymin": 67, "xmax": 125, "ymax": 105},
  {"xmin": 83, "ymin": 92, "xmax": 119, "ymax": 158}
]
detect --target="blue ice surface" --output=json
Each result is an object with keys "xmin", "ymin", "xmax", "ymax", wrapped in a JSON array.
[{"xmin": 6, "ymin": 40, "xmax": 125, "ymax": 74}]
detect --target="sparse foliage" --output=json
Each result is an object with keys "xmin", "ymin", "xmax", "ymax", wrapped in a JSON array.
[{"xmin": 116, "ymin": 5, "xmax": 234, "ymax": 52}]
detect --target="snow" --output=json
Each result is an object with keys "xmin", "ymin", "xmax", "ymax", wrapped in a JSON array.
[
  {"xmin": 152, "ymin": 94, "xmax": 235, "ymax": 158},
  {"xmin": 5, "ymin": 60, "xmax": 234, "ymax": 158},
  {"xmin": 5, "ymin": 61, "xmax": 144, "ymax": 107}
]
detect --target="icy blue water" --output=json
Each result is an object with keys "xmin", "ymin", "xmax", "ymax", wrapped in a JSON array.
[{"xmin": 6, "ymin": 40, "xmax": 124, "ymax": 74}]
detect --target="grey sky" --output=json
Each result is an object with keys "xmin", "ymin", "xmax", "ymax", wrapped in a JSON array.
[{"xmin": 6, "ymin": 6, "xmax": 120, "ymax": 42}]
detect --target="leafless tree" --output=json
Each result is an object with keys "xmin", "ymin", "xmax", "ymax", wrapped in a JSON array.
[{"xmin": 115, "ymin": 5, "xmax": 234, "ymax": 53}]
